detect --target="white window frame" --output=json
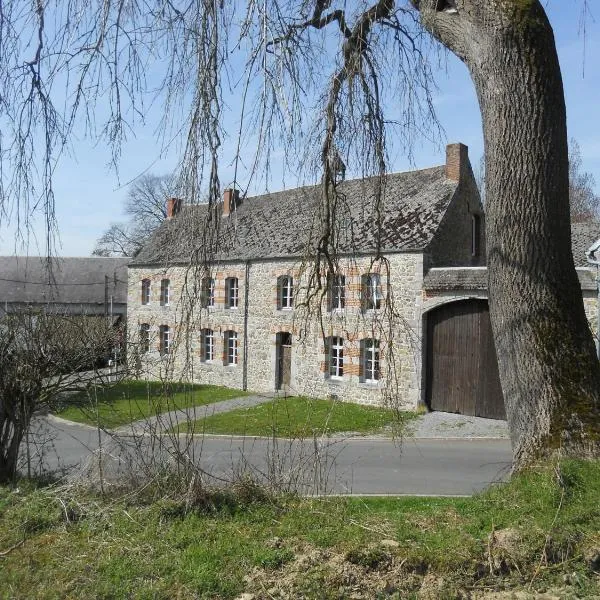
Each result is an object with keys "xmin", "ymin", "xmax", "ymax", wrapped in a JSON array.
[
  {"xmin": 329, "ymin": 274, "xmax": 345, "ymax": 311},
  {"xmin": 279, "ymin": 276, "xmax": 293, "ymax": 310},
  {"xmin": 141, "ymin": 279, "xmax": 150, "ymax": 305},
  {"xmin": 139, "ymin": 323, "xmax": 150, "ymax": 353},
  {"xmin": 159, "ymin": 325, "xmax": 170, "ymax": 356},
  {"xmin": 225, "ymin": 277, "xmax": 239, "ymax": 309},
  {"xmin": 160, "ymin": 278, "xmax": 170, "ymax": 306},
  {"xmin": 224, "ymin": 330, "xmax": 238, "ymax": 366},
  {"xmin": 328, "ymin": 336, "xmax": 344, "ymax": 379},
  {"xmin": 363, "ymin": 273, "xmax": 383, "ymax": 310},
  {"xmin": 202, "ymin": 277, "xmax": 215, "ymax": 308},
  {"xmin": 362, "ymin": 338, "xmax": 380, "ymax": 383},
  {"xmin": 201, "ymin": 328, "xmax": 214, "ymax": 362}
]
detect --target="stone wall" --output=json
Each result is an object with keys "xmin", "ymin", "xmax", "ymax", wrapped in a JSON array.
[{"xmin": 128, "ymin": 252, "xmax": 425, "ymax": 408}]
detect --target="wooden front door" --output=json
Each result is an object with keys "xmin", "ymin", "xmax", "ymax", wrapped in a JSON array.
[
  {"xmin": 425, "ymin": 299, "xmax": 505, "ymax": 420},
  {"xmin": 276, "ymin": 332, "xmax": 292, "ymax": 390}
]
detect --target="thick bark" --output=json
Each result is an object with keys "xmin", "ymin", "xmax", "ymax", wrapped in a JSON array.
[{"xmin": 416, "ymin": 0, "xmax": 600, "ymax": 468}]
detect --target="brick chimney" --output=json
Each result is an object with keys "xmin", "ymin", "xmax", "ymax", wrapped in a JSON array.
[
  {"xmin": 446, "ymin": 143, "xmax": 469, "ymax": 182},
  {"xmin": 222, "ymin": 188, "xmax": 240, "ymax": 217},
  {"xmin": 166, "ymin": 197, "xmax": 182, "ymax": 219}
]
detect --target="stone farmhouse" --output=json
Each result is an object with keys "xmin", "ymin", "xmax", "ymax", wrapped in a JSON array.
[{"xmin": 127, "ymin": 144, "xmax": 599, "ymax": 419}]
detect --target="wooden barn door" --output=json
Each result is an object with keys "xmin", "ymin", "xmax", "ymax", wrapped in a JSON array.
[{"xmin": 426, "ymin": 299, "xmax": 505, "ymax": 420}]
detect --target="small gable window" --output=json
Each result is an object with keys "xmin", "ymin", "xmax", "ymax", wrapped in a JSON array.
[
  {"xmin": 225, "ymin": 277, "xmax": 239, "ymax": 309},
  {"xmin": 159, "ymin": 325, "xmax": 170, "ymax": 356},
  {"xmin": 160, "ymin": 278, "xmax": 170, "ymax": 306},
  {"xmin": 360, "ymin": 338, "xmax": 380, "ymax": 383},
  {"xmin": 326, "ymin": 336, "xmax": 344, "ymax": 379},
  {"xmin": 201, "ymin": 328, "xmax": 214, "ymax": 362},
  {"xmin": 224, "ymin": 330, "xmax": 238, "ymax": 366},
  {"xmin": 328, "ymin": 274, "xmax": 345, "ymax": 311},
  {"xmin": 362, "ymin": 273, "xmax": 383, "ymax": 311},
  {"xmin": 139, "ymin": 323, "xmax": 150, "ymax": 353},
  {"xmin": 201, "ymin": 277, "xmax": 215, "ymax": 308},
  {"xmin": 141, "ymin": 279, "xmax": 150, "ymax": 305},
  {"xmin": 278, "ymin": 275, "xmax": 293, "ymax": 310}
]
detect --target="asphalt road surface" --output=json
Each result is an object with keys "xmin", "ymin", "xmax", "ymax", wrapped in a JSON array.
[{"xmin": 24, "ymin": 416, "xmax": 513, "ymax": 496}]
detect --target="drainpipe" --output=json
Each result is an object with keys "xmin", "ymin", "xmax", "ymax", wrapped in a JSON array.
[
  {"xmin": 242, "ymin": 260, "xmax": 250, "ymax": 391},
  {"xmin": 585, "ymin": 240, "xmax": 600, "ymax": 358}
]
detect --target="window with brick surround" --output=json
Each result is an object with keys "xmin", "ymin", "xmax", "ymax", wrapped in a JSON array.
[
  {"xmin": 328, "ymin": 273, "xmax": 345, "ymax": 311},
  {"xmin": 326, "ymin": 336, "xmax": 344, "ymax": 379},
  {"xmin": 201, "ymin": 277, "xmax": 215, "ymax": 308},
  {"xmin": 361, "ymin": 273, "xmax": 383, "ymax": 310},
  {"xmin": 278, "ymin": 275, "xmax": 293, "ymax": 310},
  {"xmin": 360, "ymin": 338, "xmax": 380, "ymax": 383},
  {"xmin": 200, "ymin": 328, "xmax": 214, "ymax": 361},
  {"xmin": 159, "ymin": 325, "xmax": 170, "ymax": 355},
  {"xmin": 224, "ymin": 330, "xmax": 238, "ymax": 365},
  {"xmin": 139, "ymin": 323, "xmax": 150, "ymax": 353},
  {"xmin": 225, "ymin": 277, "xmax": 239, "ymax": 309},
  {"xmin": 160, "ymin": 278, "xmax": 170, "ymax": 306},
  {"xmin": 141, "ymin": 279, "xmax": 150, "ymax": 305}
]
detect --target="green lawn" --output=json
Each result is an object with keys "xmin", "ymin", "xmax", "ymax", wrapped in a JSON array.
[
  {"xmin": 174, "ymin": 396, "xmax": 415, "ymax": 437},
  {"xmin": 1, "ymin": 460, "xmax": 599, "ymax": 598},
  {"xmin": 55, "ymin": 380, "xmax": 246, "ymax": 429}
]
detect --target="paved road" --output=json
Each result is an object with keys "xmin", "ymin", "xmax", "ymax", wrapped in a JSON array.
[{"xmin": 25, "ymin": 416, "xmax": 512, "ymax": 496}]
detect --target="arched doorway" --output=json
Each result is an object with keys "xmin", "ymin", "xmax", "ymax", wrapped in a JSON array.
[{"xmin": 425, "ymin": 299, "xmax": 505, "ymax": 420}]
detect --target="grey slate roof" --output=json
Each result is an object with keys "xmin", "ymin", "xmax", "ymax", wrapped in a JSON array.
[
  {"xmin": 424, "ymin": 222, "xmax": 600, "ymax": 292},
  {"xmin": 0, "ymin": 257, "xmax": 131, "ymax": 305},
  {"xmin": 131, "ymin": 166, "xmax": 458, "ymax": 266}
]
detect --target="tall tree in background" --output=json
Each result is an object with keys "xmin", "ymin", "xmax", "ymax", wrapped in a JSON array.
[
  {"xmin": 0, "ymin": 1, "xmax": 599, "ymax": 469},
  {"xmin": 93, "ymin": 175, "xmax": 172, "ymax": 257},
  {"xmin": 569, "ymin": 139, "xmax": 600, "ymax": 224}
]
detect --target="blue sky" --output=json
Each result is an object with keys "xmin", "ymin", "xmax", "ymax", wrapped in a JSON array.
[{"xmin": 0, "ymin": 2, "xmax": 598, "ymax": 257}]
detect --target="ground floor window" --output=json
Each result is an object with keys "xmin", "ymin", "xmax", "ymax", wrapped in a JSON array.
[
  {"xmin": 360, "ymin": 338, "xmax": 380, "ymax": 382},
  {"xmin": 159, "ymin": 325, "xmax": 170, "ymax": 355},
  {"xmin": 327, "ymin": 336, "xmax": 344, "ymax": 378},
  {"xmin": 201, "ymin": 328, "xmax": 214, "ymax": 361},
  {"xmin": 224, "ymin": 330, "xmax": 238, "ymax": 365},
  {"xmin": 139, "ymin": 323, "xmax": 150, "ymax": 353}
]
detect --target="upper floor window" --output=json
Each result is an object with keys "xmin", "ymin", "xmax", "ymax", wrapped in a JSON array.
[
  {"xmin": 362, "ymin": 273, "xmax": 383, "ymax": 310},
  {"xmin": 201, "ymin": 277, "xmax": 215, "ymax": 308},
  {"xmin": 360, "ymin": 338, "xmax": 380, "ymax": 383},
  {"xmin": 141, "ymin": 279, "xmax": 150, "ymax": 305},
  {"xmin": 328, "ymin": 274, "xmax": 345, "ymax": 311},
  {"xmin": 471, "ymin": 214, "xmax": 481, "ymax": 257},
  {"xmin": 200, "ymin": 328, "xmax": 214, "ymax": 362},
  {"xmin": 278, "ymin": 275, "xmax": 293, "ymax": 310},
  {"xmin": 159, "ymin": 325, "xmax": 170, "ymax": 356},
  {"xmin": 224, "ymin": 330, "xmax": 238, "ymax": 365},
  {"xmin": 139, "ymin": 323, "xmax": 150, "ymax": 353},
  {"xmin": 327, "ymin": 336, "xmax": 344, "ymax": 379},
  {"xmin": 225, "ymin": 277, "xmax": 239, "ymax": 309},
  {"xmin": 160, "ymin": 278, "xmax": 170, "ymax": 306}
]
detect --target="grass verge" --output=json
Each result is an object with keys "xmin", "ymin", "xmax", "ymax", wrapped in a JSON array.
[
  {"xmin": 0, "ymin": 460, "xmax": 599, "ymax": 598},
  {"xmin": 172, "ymin": 396, "xmax": 413, "ymax": 437},
  {"xmin": 54, "ymin": 380, "xmax": 246, "ymax": 429}
]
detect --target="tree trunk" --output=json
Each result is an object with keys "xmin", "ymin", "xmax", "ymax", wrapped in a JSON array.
[{"xmin": 416, "ymin": 0, "xmax": 600, "ymax": 468}]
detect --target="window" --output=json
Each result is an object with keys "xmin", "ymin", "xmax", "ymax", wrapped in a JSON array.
[
  {"xmin": 471, "ymin": 214, "xmax": 481, "ymax": 257},
  {"xmin": 141, "ymin": 279, "xmax": 150, "ymax": 305},
  {"xmin": 139, "ymin": 323, "xmax": 150, "ymax": 353},
  {"xmin": 362, "ymin": 273, "xmax": 383, "ymax": 310},
  {"xmin": 224, "ymin": 330, "xmax": 238, "ymax": 365},
  {"xmin": 225, "ymin": 277, "xmax": 239, "ymax": 309},
  {"xmin": 200, "ymin": 328, "xmax": 214, "ymax": 362},
  {"xmin": 159, "ymin": 325, "xmax": 170, "ymax": 355},
  {"xmin": 328, "ymin": 274, "xmax": 345, "ymax": 311},
  {"xmin": 360, "ymin": 338, "xmax": 380, "ymax": 383},
  {"xmin": 160, "ymin": 278, "xmax": 170, "ymax": 306},
  {"xmin": 278, "ymin": 276, "xmax": 293, "ymax": 310},
  {"xmin": 327, "ymin": 336, "xmax": 344, "ymax": 379},
  {"xmin": 201, "ymin": 277, "xmax": 215, "ymax": 308}
]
